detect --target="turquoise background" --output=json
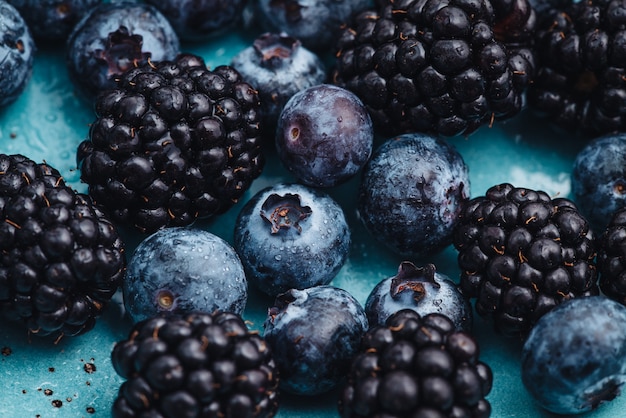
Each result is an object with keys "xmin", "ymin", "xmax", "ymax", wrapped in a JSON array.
[{"xmin": 0, "ymin": 26, "xmax": 621, "ymax": 418}]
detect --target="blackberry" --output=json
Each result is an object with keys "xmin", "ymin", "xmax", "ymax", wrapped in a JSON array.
[
  {"xmin": 453, "ymin": 183, "xmax": 599, "ymax": 337},
  {"xmin": 0, "ymin": 154, "xmax": 125, "ymax": 338},
  {"xmin": 597, "ymin": 207, "xmax": 626, "ymax": 305},
  {"xmin": 528, "ymin": 0, "xmax": 626, "ymax": 136},
  {"xmin": 111, "ymin": 311, "xmax": 280, "ymax": 418},
  {"xmin": 332, "ymin": 0, "xmax": 536, "ymax": 137},
  {"xmin": 77, "ymin": 53, "xmax": 264, "ymax": 234},
  {"xmin": 339, "ymin": 309, "xmax": 493, "ymax": 418}
]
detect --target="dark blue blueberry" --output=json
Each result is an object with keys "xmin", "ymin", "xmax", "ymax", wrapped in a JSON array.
[
  {"xmin": 144, "ymin": 0, "xmax": 248, "ymax": 41},
  {"xmin": 0, "ymin": 1, "xmax": 35, "ymax": 108},
  {"xmin": 365, "ymin": 262, "xmax": 472, "ymax": 331},
  {"xmin": 254, "ymin": 0, "xmax": 371, "ymax": 51},
  {"xmin": 572, "ymin": 133, "xmax": 626, "ymax": 232},
  {"xmin": 233, "ymin": 182, "xmax": 350, "ymax": 297},
  {"xmin": 275, "ymin": 84, "xmax": 373, "ymax": 188},
  {"xmin": 66, "ymin": 1, "xmax": 180, "ymax": 101},
  {"xmin": 521, "ymin": 295, "xmax": 626, "ymax": 414},
  {"xmin": 7, "ymin": 0, "xmax": 102, "ymax": 41},
  {"xmin": 263, "ymin": 285, "xmax": 368, "ymax": 395},
  {"xmin": 231, "ymin": 32, "xmax": 327, "ymax": 133},
  {"xmin": 123, "ymin": 227, "xmax": 247, "ymax": 323},
  {"xmin": 358, "ymin": 133, "xmax": 470, "ymax": 258}
]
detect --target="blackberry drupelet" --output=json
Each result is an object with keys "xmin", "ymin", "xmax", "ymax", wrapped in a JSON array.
[
  {"xmin": 332, "ymin": 0, "xmax": 536, "ymax": 137},
  {"xmin": 111, "ymin": 311, "xmax": 280, "ymax": 418},
  {"xmin": 77, "ymin": 53, "xmax": 264, "ymax": 234},
  {"xmin": 339, "ymin": 309, "xmax": 493, "ymax": 418},
  {"xmin": 597, "ymin": 207, "xmax": 626, "ymax": 305},
  {"xmin": 453, "ymin": 183, "xmax": 599, "ymax": 337},
  {"xmin": 528, "ymin": 0, "xmax": 626, "ymax": 136},
  {"xmin": 0, "ymin": 154, "xmax": 125, "ymax": 338}
]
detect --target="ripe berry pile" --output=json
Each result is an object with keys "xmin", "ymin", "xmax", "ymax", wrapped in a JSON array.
[{"xmin": 2, "ymin": 0, "xmax": 626, "ymax": 417}]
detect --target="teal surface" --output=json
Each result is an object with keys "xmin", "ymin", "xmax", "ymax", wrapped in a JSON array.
[{"xmin": 0, "ymin": 29, "xmax": 620, "ymax": 418}]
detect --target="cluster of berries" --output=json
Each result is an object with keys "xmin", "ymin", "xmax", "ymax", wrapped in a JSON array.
[{"xmin": 2, "ymin": 0, "xmax": 626, "ymax": 417}]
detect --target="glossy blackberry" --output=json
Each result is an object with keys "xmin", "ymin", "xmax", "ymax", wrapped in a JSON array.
[
  {"xmin": 528, "ymin": 0, "xmax": 626, "ymax": 136},
  {"xmin": 339, "ymin": 309, "xmax": 493, "ymax": 418},
  {"xmin": 7, "ymin": 0, "xmax": 102, "ymax": 41},
  {"xmin": 77, "ymin": 53, "xmax": 264, "ymax": 234},
  {"xmin": 453, "ymin": 183, "xmax": 599, "ymax": 337},
  {"xmin": 597, "ymin": 207, "xmax": 626, "ymax": 305},
  {"xmin": 0, "ymin": 0, "xmax": 35, "ymax": 108},
  {"xmin": 0, "ymin": 154, "xmax": 125, "ymax": 338},
  {"xmin": 333, "ymin": 0, "xmax": 536, "ymax": 137},
  {"xmin": 111, "ymin": 311, "xmax": 279, "ymax": 418}
]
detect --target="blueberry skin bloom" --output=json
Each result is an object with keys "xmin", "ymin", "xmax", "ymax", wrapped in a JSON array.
[
  {"xmin": 0, "ymin": 1, "xmax": 35, "ymax": 108},
  {"xmin": 358, "ymin": 133, "xmax": 470, "ymax": 257},
  {"xmin": 7, "ymin": 0, "xmax": 102, "ymax": 41},
  {"xmin": 521, "ymin": 295, "xmax": 626, "ymax": 414},
  {"xmin": 144, "ymin": 0, "xmax": 247, "ymax": 41},
  {"xmin": 255, "ymin": 0, "xmax": 371, "ymax": 51},
  {"xmin": 572, "ymin": 133, "xmax": 626, "ymax": 232},
  {"xmin": 234, "ymin": 182, "xmax": 350, "ymax": 297},
  {"xmin": 365, "ymin": 262, "xmax": 472, "ymax": 331},
  {"xmin": 231, "ymin": 32, "xmax": 327, "ymax": 132},
  {"xmin": 263, "ymin": 285, "xmax": 368, "ymax": 395},
  {"xmin": 66, "ymin": 1, "xmax": 180, "ymax": 101},
  {"xmin": 276, "ymin": 84, "xmax": 374, "ymax": 188},
  {"xmin": 123, "ymin": 227, "xmax": 247, "ymax": 323}
]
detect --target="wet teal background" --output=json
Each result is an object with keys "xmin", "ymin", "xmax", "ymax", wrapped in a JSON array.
[{"xmin": 0, "ymin": 28, "xmax": 622, "ymax": 418}]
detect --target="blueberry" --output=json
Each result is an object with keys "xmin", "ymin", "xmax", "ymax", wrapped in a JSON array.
[
  {"xmin": 365, "ymin": 262, "xmax": 472, "ymax": 331},
  {"xmin": 231, "ymin": 32, "xmax": 327, "ymax": 133},
  {"xmin": 521, "ymin": 295, "xmax": 626, "ymax": 414},
  {"xmin": 253, "ymin": 0, "xmax": 371, "ymax": 51},
  {"xmin": 263, "ymin": 285, "xmax": 368, "ymax": 395},
  {"xmin": 7, "ymin": 0, "xmax": 102, "ymax": 41},
  {"xmin": 0, "ymin": 1, "xmax": 35, "ymax": 108},
  {"xmin": 233, "ymin": 182, "xmax": 350, "ymax": 297},
  {"xmin": 572, "ymin": 133, "xmax": 626, "ymax": 232},
  {"xmin": 275, "ymin": 84, "xmax": 374, "ymax": 188},
  {"xmin": 122, "ymin": 227, "xmax": 247, "ymax": 323},
  {"xmin": 358, "ymin": 133, "xmax": 470, "ymax": 257},
  {"xmin": 144, "ymin": 0, "xmax": 247, "ymax": 41},
  {"xmin": 66, "ymin": 1, "xmax": 180, "ymax": 101}
]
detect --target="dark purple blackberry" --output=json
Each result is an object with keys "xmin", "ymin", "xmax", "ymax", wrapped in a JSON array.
[
  {"xmin": 597, "ymin": 207, "xmax": 626, "ymax": 304},
  {"xmin": 339, "ymin": 309, "xmax": 493, "ymax": 418},
  {"xmin": 453, "ymin": 183, "xmax": 599, "ymax": 337},
  {"xmin": 111, "ymin": 311, "xmax": 280, "ymax": 418},
  {"xmin": 77, "ymin": 53, "xmax": 264, "ymax": 234},
  {"xmin": 332, "ymin": 0, "xmax": 536, "ymax": 137},
  {"xmin": 0, "ymin": 154, "xmax": 125, "ymax": 339},
  {"xmin": 528, "ymin": 0, "xmax": 626, "ymax": 136}
]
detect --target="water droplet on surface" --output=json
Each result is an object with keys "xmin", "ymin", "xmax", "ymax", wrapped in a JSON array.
[{"xmin": 275, "ymin": 254, "xmax": 282, "ymax": 261}]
